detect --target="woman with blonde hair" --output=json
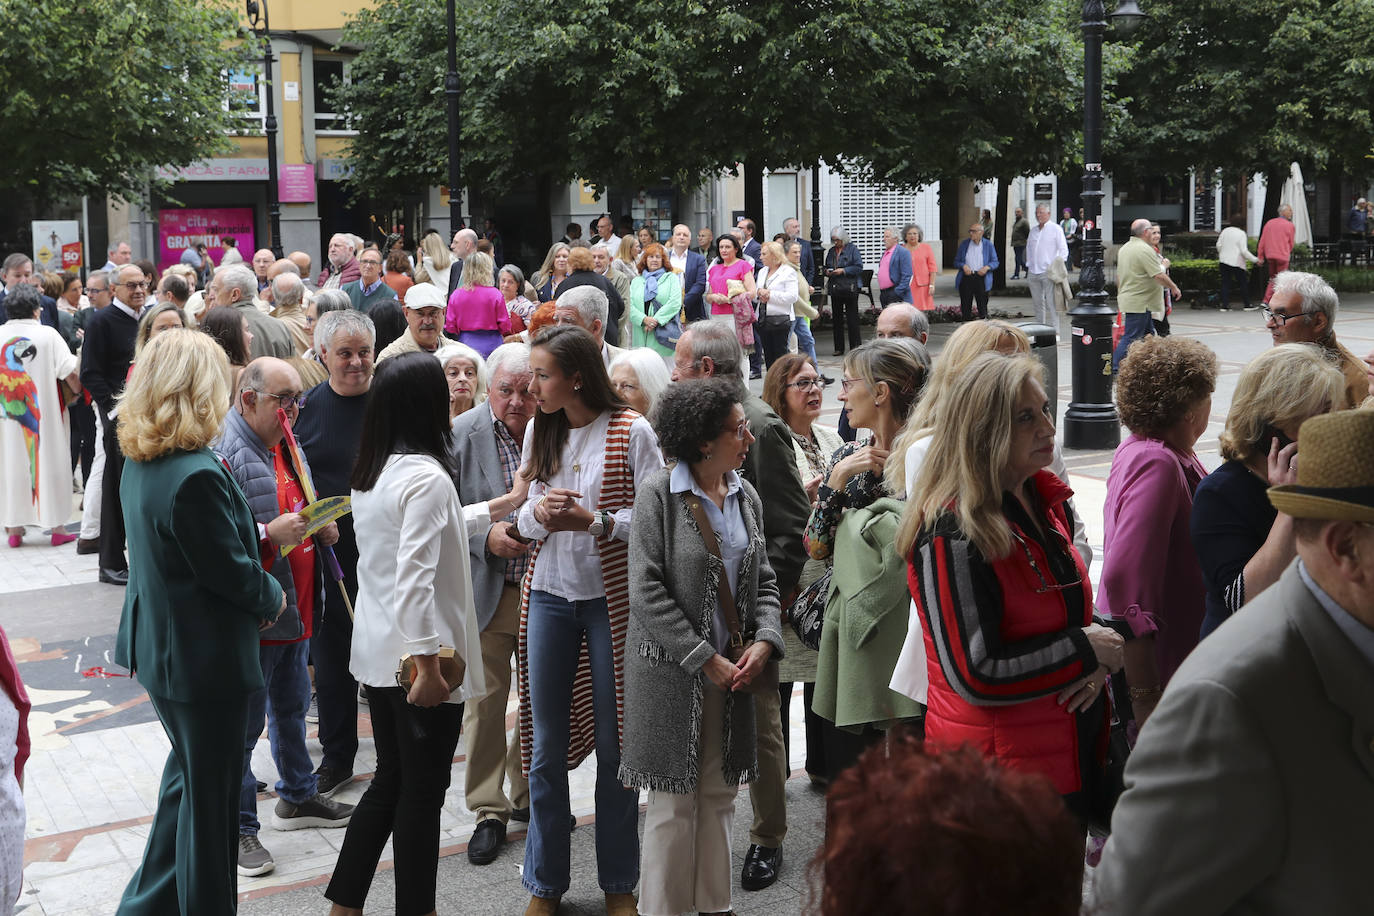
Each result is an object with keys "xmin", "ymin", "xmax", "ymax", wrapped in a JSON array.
[
  {"xmin": 612, "ymin": 235, "xmax": 641, "ymax": 288},
  {"xmin": 433, "ymin": 341, "xmax": 488, "ymax": 422},
  {"xmin": 418, "ymin": 231, "xmax": 454, "ymax": 292},
  {"xmin": 444, "ymin": 251, "xmax": 509, "ymax": 358},
  {"xmin": 1191, "ymin": 343, "xmax": 1345, "ymax": 639},
  {"xmin": 898, "ymin": 353, "xmax": 1124, "ymax": 823},
  {"xmin": 903, "ymin": 223, "xmax": 939, "ymax": 312},
  {"xmin": 533, "ymin": 243, "xmax": 571, "ymax": 302},
  {"xmin": 114, "ymin": 329, "xmax": 286, "ymax": 914},
  {"xmin": 133, "ymin": 302, "xmax": 188, "ymax": 358}
]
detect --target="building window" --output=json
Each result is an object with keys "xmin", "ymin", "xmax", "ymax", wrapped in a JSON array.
[
  {"xmin": 225, "ymin": 64, "xmax": 266, "ymax": 133},
  {"xmin": 314, "ymin": 58, "xmax": 354, "ymax": 134}
]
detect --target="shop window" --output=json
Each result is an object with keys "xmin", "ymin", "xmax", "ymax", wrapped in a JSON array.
[
  {"xmin": 630, "ymin": 190, "xmax": 675, "ymax": 243},
  {"xmin": 225, "ymin": 64, "xmax": 266, "ymax": 133}
]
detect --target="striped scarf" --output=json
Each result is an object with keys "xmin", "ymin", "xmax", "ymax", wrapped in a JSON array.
[{"xmin": 517, "ymin": 407, "xmax": 637, "ymax": 773}]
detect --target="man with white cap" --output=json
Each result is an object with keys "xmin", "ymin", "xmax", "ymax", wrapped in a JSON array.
[{"xmin": 375, "ymin": 283, "xmax": 455, "ymax": 362}]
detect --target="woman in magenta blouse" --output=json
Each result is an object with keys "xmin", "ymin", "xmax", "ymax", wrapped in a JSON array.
[
  {"xmin": 1099, "ymin": 336, "xmax": 1218, "ymax": 726},
  {"xmin": 444, "ymin": 251, "xmax": 510, "ymax": 358}
]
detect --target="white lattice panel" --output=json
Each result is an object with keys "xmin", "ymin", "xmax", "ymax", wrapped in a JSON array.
[{"xmin": 818, "ymin": 166, "xmax": 940, "ymax": 268}]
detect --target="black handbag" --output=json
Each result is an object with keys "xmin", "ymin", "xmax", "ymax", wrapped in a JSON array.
[
  {"xmin": 761, "ymin": 312, "xmax": 793, "ymax": 333},
  {"xmin": 787, "ymin": 567, "xmax": 832, "ymax": 651}
]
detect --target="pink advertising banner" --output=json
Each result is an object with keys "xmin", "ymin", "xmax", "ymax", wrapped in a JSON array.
[
  {"xmin": 157, "ymin": 207, "xmax": 255, "ymax": 271},
  {"xmin": 279, "ymin": 164, "xmax": 316, "ymax": 203}
]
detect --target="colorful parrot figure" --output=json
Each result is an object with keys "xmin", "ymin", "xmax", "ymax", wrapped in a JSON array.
[{"xmin": 1, "ymin": 336, "xmax": 42, "ymax": 499}]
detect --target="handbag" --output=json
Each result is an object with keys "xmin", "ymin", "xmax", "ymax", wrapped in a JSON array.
[
  {"xmin": 788, "ymin": 566, "xmax": 832, "ymax": 651},
  {"xmin": 685, "ymin": 494, "xmax": 779, "ymax": 695},
  {"xmin": 761, "ymin": 312, "xmax": 792, "ymax": 333},
  {"xmin": 653, "ymin": 311, "xmax": 682, "ymax": 348}
]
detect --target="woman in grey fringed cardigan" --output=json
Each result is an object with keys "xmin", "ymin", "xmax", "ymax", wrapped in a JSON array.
[{"xmin": 621, "ymin": 378, "xmax": 785, "ymax": 916}]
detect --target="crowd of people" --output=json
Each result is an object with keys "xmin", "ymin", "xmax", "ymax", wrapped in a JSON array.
[{"xmin": 1, "ymin": 210, "xmax": 1373, "ymax": 916}]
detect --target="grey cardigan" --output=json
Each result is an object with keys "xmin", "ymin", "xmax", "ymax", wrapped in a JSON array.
[{"xmin": 619, "ymin": 466, "xmax": 784, "ymax": 794}]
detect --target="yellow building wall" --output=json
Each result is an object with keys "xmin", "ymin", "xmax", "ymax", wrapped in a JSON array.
[
  {"xmin": 246, "ymin": 0, "xmax": 375, "ymax": 31},
  {"xmin": 280, "ymin": 52, "xmax": 304, "ymax": 164}
]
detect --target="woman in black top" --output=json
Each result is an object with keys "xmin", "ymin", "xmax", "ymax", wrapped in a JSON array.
[{"xmin": 1191, "ymin": 344, "xmax": 1344, "ymax": 638}]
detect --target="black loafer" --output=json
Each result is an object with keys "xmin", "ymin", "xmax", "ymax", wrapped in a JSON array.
[
  {"xmin": 740, "ymin": 843, "xmax": 782, "ymax": 891},
  {"xmin": 99, "ymin": 567, "xmax": 128, "ymax": 586},
  {"xmin": 467, "ymin": 819, "xmax": 506, "ymax": 866}
]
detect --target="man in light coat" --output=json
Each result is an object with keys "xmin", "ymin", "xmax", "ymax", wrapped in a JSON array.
[
  {"xmin": 1093, "ymin": 409, "xmax": 1374, "ymax": 916},
  {"xmin": 1025, "ymin": 204, "xmax": 1068, "ymax": 335}
]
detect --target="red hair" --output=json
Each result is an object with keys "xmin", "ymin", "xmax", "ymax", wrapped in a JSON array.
[
  {"xmin": 526, "ymin": 301, "xmax": 558, "ymax": 337},
  {"xmin": 811, "ymin": 735, "xmax": 1084, "ymax": 916},
  {"xmin": 636, "ymin": 242, "xmax": 677, "ymax": 274}
]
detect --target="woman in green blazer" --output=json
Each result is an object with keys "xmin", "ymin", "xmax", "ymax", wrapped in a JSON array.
[
  {"xmin": 627, "ymin": 243, "xmax": 683, "ymax": 358},
  {"xmin": 113, "ymin": 330, "xmax": 285, "ymax": 916}
]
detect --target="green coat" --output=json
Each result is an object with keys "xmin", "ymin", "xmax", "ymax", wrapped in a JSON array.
[
  {"xmin": 812, "ymin": 496, "xmax": 924, "ymax": 731},
  {"xmin": 115, "ymin": 447, "xmax": 284, "ymax": 701},
  {"xmin": 627, "ymin": 273, "xmax": 683, "ymax": 357}
]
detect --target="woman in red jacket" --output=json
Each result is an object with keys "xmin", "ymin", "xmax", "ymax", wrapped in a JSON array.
[{"xmin": 897, "ymin": 353, "xmax": 1124, "ymax": 822}]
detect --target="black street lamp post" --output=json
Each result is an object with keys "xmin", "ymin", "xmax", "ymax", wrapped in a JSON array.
[
  {"xmin": 810, "ymin": 163, "xmax": 823, "ymax": 286},
  {"xmin": 445, "ymin": 0, "xmax": 462, "ymax": 236},
  {"xmin": 1064, "ymin": 0, "xmax": 1146, "ymax": 450},
  {"xmin": 246, "ymin": 0, "xmax": 282, "ymax": 259}
]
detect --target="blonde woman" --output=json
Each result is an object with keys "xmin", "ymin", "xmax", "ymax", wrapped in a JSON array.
[
  {"xmin": 897, "ymin": 353, "xmax": 1123, "ymax": 821},
  {"xmin": 133, "ymin": 302, "xmax": 188, "ymax": 359},
  {"xmin": 444, "ymin": 251, "xmax": 509, "ymax": 358},
  {"xmin": 903, "ymin": 223, "xmax": 938, "ymax": 312},
  {"xmin": 418, "ymin": 231, "xmax": 454, "ymax": 292},
  {"xmin": 1191, "ymin": 343, "xmax": 1345, "ymax": 639},
  {"xmin": 114, "ymin": 330, "xmax": 286, "ymax": 914},
  {"xmin": 612, "ymin": 235, "xmax": 641, "ymax": 288},
  {"xmin": 533, "ymin": 243, "xmax": 571, "ymax": 302}
]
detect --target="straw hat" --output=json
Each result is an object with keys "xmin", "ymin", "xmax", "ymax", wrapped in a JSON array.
[{"xmin": 1268, "ymin": 410, "xmax": 1374, "ymax": 522}]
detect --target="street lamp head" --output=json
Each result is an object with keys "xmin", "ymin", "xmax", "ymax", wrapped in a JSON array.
[{"xmin": 1111, "ymin": 0, "xmax": 1147, "ymax": 38}]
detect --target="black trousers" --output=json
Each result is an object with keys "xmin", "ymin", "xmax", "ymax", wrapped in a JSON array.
[
  {"xmin": 878, "ymin": 287, "xmax": 904, "ymax": 306},
  {"xmin": 98, "ymin": 412, "xmax": 127, "ymax": 572},
  {"xmin": 70, "ymin": 399, "xmax": 97, "ymax": 484},
  {"xmin": 830, "ymin": 292, "xmax": 861, "ymax": 354},
  {"xmin": 760, "ymin": 317, "xmax": 792, "ymax": 369},
  {"xmin": 959, "ymin": 276, "xmax": 990, "ymax": 321},
  {"xmin": 325, "ymin": 686, "xmax": 464, "ymax": 916},
  {"xmin": 310, "ymin": 556, "xmax": 359, "ymax": 774},
  {"xmin": 1219, "ymin": 264, "xmax": 1249, "ymax": 309},
  {"xmin": 777, "ymin": 681, "xmax": 826, "ymax": 779},
  {"xmin": 748, "ymin": 318, "xmax": 764, "ymax": 376}
]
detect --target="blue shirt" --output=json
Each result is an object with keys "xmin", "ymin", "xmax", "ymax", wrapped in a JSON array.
[
  {"xmin": 1298, "ymin": 559, "xmax": 1374, "ymax": 666},
  {"xmin": 670, "ymin": 461, "xmax": 745, "ymax": 653}
]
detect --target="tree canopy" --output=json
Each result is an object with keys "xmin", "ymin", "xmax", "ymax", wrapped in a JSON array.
[{"xmin": 0, "ymin": 0, "xmax": 251, "ymax": 203}]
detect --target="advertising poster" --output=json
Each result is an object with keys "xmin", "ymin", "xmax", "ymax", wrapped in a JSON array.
[
  {"xmin": 31, "ymin": 220, "xmax": 82, "ymax": 274},
  {"xmin": 158, "ymin": 208, "xmax": 255, "ymax": 271}
]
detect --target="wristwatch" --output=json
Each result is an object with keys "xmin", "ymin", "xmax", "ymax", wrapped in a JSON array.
[{"xmin": 588, "ymin": 511, "xmax": 607, "ymax": 538}]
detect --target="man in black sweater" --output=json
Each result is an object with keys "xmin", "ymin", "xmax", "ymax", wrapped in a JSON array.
[{"xmin": 80, "ymin": 264, "xmax": 146, "ymax": 585}]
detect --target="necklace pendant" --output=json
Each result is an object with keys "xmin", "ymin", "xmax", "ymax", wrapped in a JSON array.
[{"xmin": 573, "ymin": 462, "xmax": 581, "ymax": 473}]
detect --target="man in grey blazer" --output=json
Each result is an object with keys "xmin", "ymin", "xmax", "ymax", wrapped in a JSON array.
[
  {"xmin": 1093, "ymin": 409, "xmax": 1374, "ymax": 915},
  {"xmin": 449, "ymin": 342, "xmax": 535, "ymax": 866}
]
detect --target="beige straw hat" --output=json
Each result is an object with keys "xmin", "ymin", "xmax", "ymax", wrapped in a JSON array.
[{"xmin": 1267, "ymin": 410, "xmax": 1374, "ymax": 522}]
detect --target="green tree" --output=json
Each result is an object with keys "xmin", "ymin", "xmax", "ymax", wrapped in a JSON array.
[{"xmin": 0, "ymin": 0, "xmax": 249, "ymax": 202}]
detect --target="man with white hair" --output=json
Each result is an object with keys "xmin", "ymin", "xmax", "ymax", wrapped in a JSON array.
[
  {"xmin": 449, "ymin": 342, "xmax": 536, "ymax": 865},
  {"xmin": 1257, "ymin": 204, "xmax": 1295, "ymax": 304},
  {"xmin": 1113, "ymin": 218, "xmax": 1182, "ymax": 371},
  {"xmin": 316, "ymin": 233, "xmax": 361, "ymax": 289},
  {"xmin": 252, "ymin": 248, "xmax": 275, "ymax": 292},
  {"xmin": 208, "ymin": 264, "xmax": 295, "ymax": 359},
  {"xmin": 100, "ymin": 240, "xmax": 132, "ymax": 273},
  {"xmin": 553, "ymin": 285, "xmax": 624, "ymax": 367},
  {"xmin": 875, "ymin": 302, "xmax": 930, "ymax": 343},
  {"xmin": 375, "ymin": 282, "xmax": 455, "ymax": 362},
  {"xmin": 449, "ymin": 228, "xmax": 479, "ymax": 296},
  {"xmin": 268, "ymin": 268, "xmax": 311, "ymax": 356},
  {"xmin": 1264, "ymin": 270, "xmax": 1369, "ymax": 407},
  {"xmin": 1025, "ymin": 203, "xmax": 1068, "ymax": 334},
  {"xmin": 1346, "ymin": 197, "xmax": 1368, "ymax": 240}
]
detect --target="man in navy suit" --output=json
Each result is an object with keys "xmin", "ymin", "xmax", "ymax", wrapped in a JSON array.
[
  {"xmin": 667, "ymin": 224, "xmax": 707, "ymax": 322},
  {"xmin": 0, "ymin": 253, "xmax": 60, "ymax": 330},
  {"xmin": 736, "ymin": 217, "xmax": 763, "ymax": 265},
  {"xmin": 954, "ymin": 221, "xmax": 1000, "ymax": 321},
  {"xmin": 782, "ymin": 217, "xmax": 815, "ymax": 286}
]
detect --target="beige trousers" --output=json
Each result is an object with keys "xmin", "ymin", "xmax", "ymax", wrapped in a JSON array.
[
  {"xmin": 639, "ymin": 684, "xmax": 737, "ymax": 916},
  {"xmin": 748, "ymin": 685, "xmax": 788, "ymax": 847},
  {"xmin": 462, "ymin": 584, "xmax": 530, "ymax": 823}
]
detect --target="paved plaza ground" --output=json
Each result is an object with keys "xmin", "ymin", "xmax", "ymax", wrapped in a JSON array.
[{"xmin": 7, "ymin": 275, "xmax": 1373, "ymax": 915}]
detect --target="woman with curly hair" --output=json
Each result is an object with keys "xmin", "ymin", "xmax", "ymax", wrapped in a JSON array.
[{"xmin": 1098, "ymin": 335, "xmax": 1218, "ymax": 725}]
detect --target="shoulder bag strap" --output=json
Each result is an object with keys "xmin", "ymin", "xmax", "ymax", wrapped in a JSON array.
[{"xmin": 685, "ymin": 493, "xmax": 744, "ymax": 647}]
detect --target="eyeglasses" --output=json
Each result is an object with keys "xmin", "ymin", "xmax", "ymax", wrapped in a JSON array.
[
  {"xmin": 119, "ymin": 281, "xmax": 148, "ymax": 291},
  {"xmin": 839, "ymin": 377, "xmax": 866, "ymax": 392},
  {"xmin": 1261, "ymin": 306, "xmax": 1310, "ymax": 325},
  {"xmin": 1011, "ymin": 529, "xmax": 1082, "ymax": 594},
  {"xmin": 728, "ymin": 418, "xmax": 752, "ymax": 440},
  {"xmin": 784, "ymin": 377, "xmax": 829, "ymax": 392},
  {"xmin": 252, "ymin": 390, "xmax": 307, "ymax": 411},
  {"xmin": 359, "ymin": 259, "xmax": 382, "ymax": 267}
]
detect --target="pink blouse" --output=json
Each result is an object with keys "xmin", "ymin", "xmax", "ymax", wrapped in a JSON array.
[{"xmin": 445, "ymin": 286, "xmax": 512, "ymax": 336}]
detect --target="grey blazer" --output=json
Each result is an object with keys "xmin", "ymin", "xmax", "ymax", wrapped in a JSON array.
[
  {"xmin": 449, "ymin": 405, "xmax": 511, "ymax": 632},
  {"xmin": 1093, "ymin": 560, "xmax": 1374, "ymax": 915},
  {"xmin": 619, "ymin": 467, "xmax": 784, "ymax": 794}
]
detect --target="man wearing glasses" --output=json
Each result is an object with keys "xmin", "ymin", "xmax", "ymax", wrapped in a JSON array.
[
  {"xmin": 342, "ymin": 248, "xmax": 397, "ymax": 312},
  {"xmin": 218, "ymin": 357, "xmax": 352, "ymax": 877},
  {"xmin": 80, "ymin": 264, "xmax": 149, "ymax": 585},
  {"xmin": 1112, "ymin": 219, "xmax": 1181, "ymax": 373},
  {"xmin": 953, "ymin": 222, "xmax": 1000, "ymax": 322},
  {"xmin": 1265, "ymin": 270, "xmax": 1369, "ymax": 407}
]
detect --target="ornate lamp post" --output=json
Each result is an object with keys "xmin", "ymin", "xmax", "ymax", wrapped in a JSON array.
[
  {"xmin": 445, "ymin": 0, "xmax": 462, "ymax": 235},
  {"xmin": 245, "ymin": 0, "xmax": 282, "ymax": 259},
  {"xmin": 810, "ymin": 163, "xmax": 823, "ymax": 285},
  {"xmin": 1064, "ymin": 0, "xmax": 1146, "ymax": 450}
]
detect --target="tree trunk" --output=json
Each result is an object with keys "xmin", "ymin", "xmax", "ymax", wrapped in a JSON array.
[
  {"xmin": 991, "ymin": 177, "xmax": 1011, "ymax": 291},
  {"xmin": 938, "ymin": 180, "xmax": 959, "ymax": 268},
  {"xmin": 744, "ymin": 161, "xmax": 765, "ymax": 232},
  {"xmin": 534, "ymin": 171, "xmax": 554, "ymax": 252},
  {"xmin": 1262, "ymin": 165, "xmax": 1285, "ymax": 227}
]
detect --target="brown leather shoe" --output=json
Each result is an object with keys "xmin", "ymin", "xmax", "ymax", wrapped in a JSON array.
[
  {"xmin": 523, "ymin": 895, "xmax": 560, "ymax": 916},
  {"xmin": 605, "ymin": 892, "xmax": 638, "ymax": 916},
  {"xmin": 75, "ymin": 537, "xmax": 99, "ymax": 555}
]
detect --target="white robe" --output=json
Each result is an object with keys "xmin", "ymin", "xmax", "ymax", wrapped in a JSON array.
[{"xmin": 0, "ymin": 319, "xmax": 79, "ymax": 528}]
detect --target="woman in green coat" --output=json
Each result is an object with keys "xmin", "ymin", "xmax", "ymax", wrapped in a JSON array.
[
  {"xmin": 627, "ymin": 243, "xmax": 683, "ymax": 358},
  {"xmin": 114, "ymin": 330, "xmax": 285, "ymax": 916}
]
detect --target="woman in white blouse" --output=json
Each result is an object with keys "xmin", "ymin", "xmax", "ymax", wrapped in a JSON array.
[
  {"xmin": 326, "ymin": 350, "xmax": 525, "ymax": 916},
  {"xmin": 516, "ymin": 325, "xmax": 663, "ymax": 916},
  {"xmin": 755, "ymin": 240, "xmax": 800, "ymax": 369}
]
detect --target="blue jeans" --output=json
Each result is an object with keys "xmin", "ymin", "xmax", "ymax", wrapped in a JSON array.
[
  {"xmin": 522, "ymin": 591, "xmax": 639, "ymax": 898},
  {"xmin": 792, "ymin": 316, "xmax": 817, "ymax": 367},
  {"xmin": 1112, "ymin": 311, "xmax": 1157, "ymax": 373},
  {"xmin": 240, "ymin": 640, "xmax": 317, "ymax": 834}
]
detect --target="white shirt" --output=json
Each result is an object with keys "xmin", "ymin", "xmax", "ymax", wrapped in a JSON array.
[
  {"xmin": 599, "ymin": 233, "xmax": 621, "ymax": 255},
  {"xmin": 964, "ymin": 241, "xmax": 985, "ymax": 272},
  {"xmin": 517, "ymin": 410, "xmax": 663, "ymax": 600},
  {"xmin": 670, "ymin": 461, "xmax": 746, "ymax": 652},
  {"xmin": 1216, "ymin": 226, "xmax": 1259, "ymax": 269},
  {"xmin": 349, "ymin": 453, "xmax": 487, "ymax": 703},
  {"xmin": 1026, "ymin": 221, "xmax": 1069, "ymax": 275},
  {"xmin": 669, "ymin": 248, "xmax": 688, "ymax": 275},
  {"xmin": 756, "ymin": 263, "xmax": 799, "ymax": 318},
  {"xmin": 112, "ymin": 296, "xmax": 143, "ymax": 321}
]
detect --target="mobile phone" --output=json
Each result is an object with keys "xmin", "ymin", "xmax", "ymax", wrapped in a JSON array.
[{"xmin": 1262, "ymin": 424, "xmax": 1294, "ymax": 451}]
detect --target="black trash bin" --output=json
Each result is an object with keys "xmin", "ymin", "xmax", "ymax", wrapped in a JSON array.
[{"xmin": 1018, "ymin": 322, "xmax": 1060, "ymax": 422}]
